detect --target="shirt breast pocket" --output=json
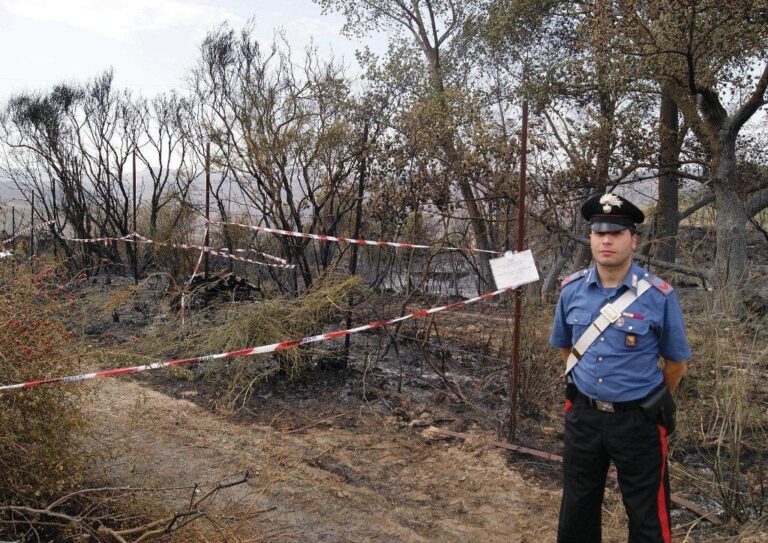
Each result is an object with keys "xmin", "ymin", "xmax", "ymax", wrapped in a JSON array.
[
  {"xmin": 612, "ymin": 319, "xmax": 651, "ymax": 349},
  {"xmin": 566, "ymin": 311, "xmax": 592, "ymax": 341}
]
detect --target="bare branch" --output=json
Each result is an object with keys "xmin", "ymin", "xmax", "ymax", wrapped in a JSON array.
[{"xmin": 730, "ymin": 63, "xmax": 768, "ymax": 136}]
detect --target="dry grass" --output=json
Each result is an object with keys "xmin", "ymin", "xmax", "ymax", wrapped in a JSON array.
[
  {"xmin": 676, "ymin": 289, "xmax": 768, "ymax": 524},
  {"xmin": 136, "ymin": 273, "xmax": 369, "ymax": 410},
  {"xmin": 4, "ymin": 243, "xmax": 766, "ymax": 540},
  {"xmin": 517, "ymin": 301, "xmax": 564, "ymax": 418},
  {"xmin": 0, "ymin": 260, "xmax": 285, "ymax": 541}
]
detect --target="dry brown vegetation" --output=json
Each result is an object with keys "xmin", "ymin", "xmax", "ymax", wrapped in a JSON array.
[
  {"xmin": 1, "ymin": 0, "xmax": 767, "ymax": 540},
  {"xmin": 0, "ymin": 262, "xmax": 90, "ymax": 505},
  {"xmin": 1, "ymin": 250, "xmax": 766, "ymax": 541}
]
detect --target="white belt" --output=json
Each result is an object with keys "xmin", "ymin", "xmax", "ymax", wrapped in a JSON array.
[{"xmin": 565, "ymin": 279, "xmax": 652, "ymax": 375}]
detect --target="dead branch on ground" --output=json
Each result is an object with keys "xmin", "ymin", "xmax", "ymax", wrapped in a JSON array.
[{"xmin": 0, "ymin": 472, "xmax": 252, "ymax": 542}]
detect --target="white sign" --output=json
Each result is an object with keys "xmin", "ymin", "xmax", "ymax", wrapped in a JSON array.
[{"xmin": 489, "ymin": 250, "xmax": 540, "ymax": 290}]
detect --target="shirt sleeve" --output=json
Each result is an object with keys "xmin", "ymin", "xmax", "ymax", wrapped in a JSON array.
[
  {"xmin": 659, "ymin": 291, "xmax": 692, "ymax": 361},
  {"xmin": 550, "ymin": 292, "xmax": 572, "ymax": 348}
]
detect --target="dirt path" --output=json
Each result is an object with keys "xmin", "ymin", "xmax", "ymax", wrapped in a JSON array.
[{"xmin": 84, "ymin": 378, "xmax": 562, "ymax": 542}]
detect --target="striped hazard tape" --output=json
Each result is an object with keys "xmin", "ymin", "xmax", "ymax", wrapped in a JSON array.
[
  {"xmin": 213, "ymin": 220, "xmax": 503, "ymax": 256},
  {"xmin": 63, "ymin": 232, "xmax": 294, "ymax": 269},
  {"xmin": 157, "ymin": 242, "xmax": 294, "ymax": 269},
  {"xmin": 2, "ymin": 220, "xmax": 56, "ymax": 245},
  {"xmin": 180, "ymin": 226, "xmax": 210, "ymax": 324},
  {"xmin": 0, "ymin": 286, "xmax": 514, "ymax": 392},
  {"xmin": 216, "ymin": 247, "xmax": 289, "ymax": 265},
  {"xmin": 65, "ymin": 232, "xmax": 140, "ymax": 244}
]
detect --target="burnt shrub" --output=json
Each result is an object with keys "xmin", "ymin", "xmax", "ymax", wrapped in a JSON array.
[{"xmin": 0, "ymin": 263, "xmax": 90, "ymax": 506}]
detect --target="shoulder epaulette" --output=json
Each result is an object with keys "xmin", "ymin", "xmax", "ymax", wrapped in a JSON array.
[
  {"xmin": 560, "ymin": 269, "xmax": 589, "ymax": 288},
  {"xmin": 648, "ymin": 274, "xmax": 674, "ymax": 296}
]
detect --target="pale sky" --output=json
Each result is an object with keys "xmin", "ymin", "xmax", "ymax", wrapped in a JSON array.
[{"xmin": 0, "ymin": 0, "xmax": 384, "ymax": 103}]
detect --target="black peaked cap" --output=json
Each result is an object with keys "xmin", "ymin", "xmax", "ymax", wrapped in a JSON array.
[{"xmin": 581, "ymin": 193, "xmax": 645, "ymax": 233}]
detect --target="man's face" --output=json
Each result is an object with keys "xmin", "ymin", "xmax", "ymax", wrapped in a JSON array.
[{"xmin": 590, "ymin": 228, "xmax": 637, "ymax": 269}]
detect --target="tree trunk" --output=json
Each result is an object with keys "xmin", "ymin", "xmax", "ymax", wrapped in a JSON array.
[
  {"xmin": 713, "ymin": 136, "xmax": 748, "ymax": 287},
  {"xmin": 541, "ymin": 239, "xmax": 576, "ymax": 296},
  {"xmin": 656, "ymin": 90, "xmax": 680, "ymax": 264},
  {"xmin": 215, "ymin": 198, "xmax": 234, "ymax": 273},
  {"xmin": 456, "ymin": 173, "xmax": 494, "ymax": 290},
  {"xmin": 573, "ymin": 222, "xmax": 594, "ymax": 269},
  {"xmin": 421, "ymin": 42, "xmax": 494, "ymax": 292}
]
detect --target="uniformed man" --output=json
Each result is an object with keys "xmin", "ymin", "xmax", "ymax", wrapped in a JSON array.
[{"xmin": 550, "ymin": 192, "xmax": 691, "ymax": 543}]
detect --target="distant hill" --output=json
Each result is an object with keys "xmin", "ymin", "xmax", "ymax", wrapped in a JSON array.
[{"xmin": 0, "ymin": 181, "xmax": 23, "ymax": 202}]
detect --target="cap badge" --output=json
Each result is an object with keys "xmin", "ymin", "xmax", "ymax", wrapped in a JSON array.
[{"xmin": 599, "ymin": 193, "xmax": 622, "ymax": 214}]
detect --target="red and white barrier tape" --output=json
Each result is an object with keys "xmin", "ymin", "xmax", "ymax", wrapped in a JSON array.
[
  {"xmin": 65, "ymin": 233, "xmax": 140, "ymax": 244},
  {"xmin": 0, "ymin": 286, "xmax": 513, "ymax": 391},
  {"xmin": 173, "ymin": 244, "xmax": 292, "ymax": 269},
  {"xmin": 212, "ymin": 220, "xmax": 502, "ymax": 256},
  {"xmin": 180, "ymin": 226, "xmax": 209, "ymax": 324},
  {"xmin": 218, "ymin": 247, "xmax": 289, "ymax": 265},
  {"xmin": 63, "ymin": 232, "xmax": 294, "ymax": 269},
  {"xmin": 2, "ymin": 220, "xmax": 56, "ymax": 245}
]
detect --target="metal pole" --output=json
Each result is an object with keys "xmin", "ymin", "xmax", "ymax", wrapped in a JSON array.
[
  {"xmin": 345, "ymin": 123, "xmax": 369, "ymax": 365},
  {"xmin": 509, "ymin": 100, "xmax": 528, "ymax": 441},
  {"xmin": 30, "ymin": 192, "xmax": 35, "ymax": 270},
  {"xmin": 133, "ymin": 149, "xmax": 138, "ymax": 284},
  {"xmin": 204, "ymin": 142, "xmax": 211, "ymax": 280},
  {"xmin": 52, "ymin": 181, "xmax": 57, "ymax": 258},
  {"xmin": 11, "ymin": 206, "xmax": 15, "ymax": 277}
]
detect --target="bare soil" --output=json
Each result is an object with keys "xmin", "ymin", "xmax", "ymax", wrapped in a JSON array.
[
  {"xmin": 73, "ymin": 274, "xmax": 757, "ymax": 542},
  {"xmin": 82, "ymin": 365, "xmax": 722, "ymax": 542},
  {"xmin": 85, "ymin": 378, "xmax": 563, "ymax": 542}
]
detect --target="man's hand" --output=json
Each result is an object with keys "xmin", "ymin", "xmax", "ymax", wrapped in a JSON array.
[
  {"xmin": 560, "ymin": 348, "xmax": 571, "ymax": 363},
  {"xmin": 662, "ymin": 359, "xmax": 687, "ymax": 393}
]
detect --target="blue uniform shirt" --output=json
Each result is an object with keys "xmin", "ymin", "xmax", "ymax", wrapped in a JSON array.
[{"xmin": 550, "ymin": 262, "xmax": 691, "ymax": 402}]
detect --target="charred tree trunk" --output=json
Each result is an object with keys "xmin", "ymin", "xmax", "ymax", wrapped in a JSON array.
[{"xmin": 656, "ymin": 90, "xmax": 680, "ymax": 264}]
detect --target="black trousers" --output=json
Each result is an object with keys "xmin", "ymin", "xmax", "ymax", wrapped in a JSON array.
[{"xmin": 557, "ymin": 401, "xmax": 671, "ymax": 543}]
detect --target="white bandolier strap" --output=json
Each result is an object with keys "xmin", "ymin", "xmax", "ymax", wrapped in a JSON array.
[{"xmin": 565, "ymin": 279, "xmax": 652, "ymax": 375}]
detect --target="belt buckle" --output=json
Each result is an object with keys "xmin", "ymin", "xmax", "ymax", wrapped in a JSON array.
[
  {"xmin": 600, "ymin": 304, "xmax": 620, "ymax": 323},
  {"xmin": 594, "ymin": 400, "xmax": 615, "ymax": 413}
]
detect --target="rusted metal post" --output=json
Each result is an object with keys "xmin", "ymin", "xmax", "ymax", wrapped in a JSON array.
[
  {"xmin": 11, "ymin": 206, "xmax": 15, "ymax": 277},
  {"xmin": 204, "ymin": 142, "xmax": 211, "ymax": 280},
  {"xmin": 133, "ymin": 149, "xmax": 138, "ymax": 284},
  {"xmin": 509, "ymin": 100, "xmax": 528, "ymax": 441},
  {"xmin": 30, "ymin": 191, "xmax": 35, "ymax": 270},
  {"xmin": 52, "ymin": 181, "xmax": 57, "ymax": 258}
]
